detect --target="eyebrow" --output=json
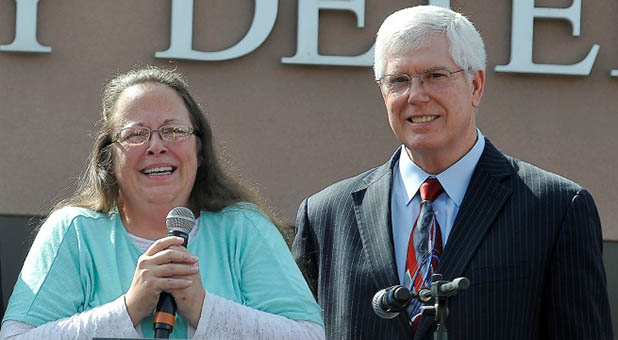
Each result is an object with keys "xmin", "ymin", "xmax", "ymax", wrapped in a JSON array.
[
  {"xmin": 422, "ymin": 66, "xmax": 449, "ymax": 72},
  {"xmin": 121, "ymin": 119, "xmax": 185, "ymax": 129},
  {"xmin": 387, "ymin": 66, "xmax": 449, "ymax": 76}
]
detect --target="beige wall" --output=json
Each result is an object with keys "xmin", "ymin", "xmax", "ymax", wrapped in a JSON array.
[{"xmin": 1, "ymin": 0, "xmax": 617, "ymax": 240}]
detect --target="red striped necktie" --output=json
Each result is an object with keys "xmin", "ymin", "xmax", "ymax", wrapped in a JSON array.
[{"xmin": 404, "ymin": 177, "xmax": 444, "ymax": 325}]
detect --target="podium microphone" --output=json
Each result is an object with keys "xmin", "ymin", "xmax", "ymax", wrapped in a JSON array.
[
  {"xmin": 372, "ymin": 285, "xmax": 413, "ymax": 319},
  {"xmin": 153, "ymin": 207, "xmax": 196, "ymax": 338}
]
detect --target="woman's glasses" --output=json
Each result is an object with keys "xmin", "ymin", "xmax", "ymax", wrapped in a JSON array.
[{"xmin": 112, "ymin": 124, "xmax": 194, "ymax": 146}]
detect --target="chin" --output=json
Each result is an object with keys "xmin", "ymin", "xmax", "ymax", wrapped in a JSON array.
[
  {"xmin": 144, "ymin": 192, "xmax": 185, "ymax": 205},
  {"xmin": 404, "ymin": 137, "xmax": 443, "ymax": 151}
]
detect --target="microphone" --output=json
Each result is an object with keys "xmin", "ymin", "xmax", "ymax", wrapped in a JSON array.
[
  {"xmin": 418, "ymin": 276, "xmax": 471, "ymax": 302},
  {"xmin": 153, "ymin": 207, "xmax": 196, "ymax": 339},
  {"xmin": 372, "ymin": 285, "xmax": 413, "ymax": 319},
  {"xmin": 437, "ymin": 277, "xmax": 470, "ymax": 294}
]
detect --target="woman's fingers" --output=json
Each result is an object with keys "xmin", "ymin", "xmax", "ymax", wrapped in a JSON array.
[
  {"xmin": 126, "ymin": 237, "xmax": 199, "ymax": 325},
  {"xmin": 169, "ymin": 268, "xmax": 205, "ymax": 328},
  {"xmin": 145, "ymin": 262, "xmax": 200, "ymax": 280},
  {"xmin": 143, "ymin": 240, "xmax": 198, "ymax": 266},
  {"xmin": 160, "ymin": 277, "xmax": 195, "ymax": 289},
  {"xmin": 138, "ymin": 243, "xmax": 200, "ymax": 289},
  {"xmin": 143, "ymin": 236, "xmax": 185, "ymax": 256}
]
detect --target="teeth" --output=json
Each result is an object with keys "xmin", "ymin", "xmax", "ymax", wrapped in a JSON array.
[
  {"xmin": 143, "ymin": 166, "xmax": 173, "ymax": 175},
  {"xmin": 410, "ymin": 116, "xmax": 438, "ymax": 123}
]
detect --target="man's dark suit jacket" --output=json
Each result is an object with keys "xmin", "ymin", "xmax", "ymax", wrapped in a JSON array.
[{"xmin": 293, "ymin": 139, "xmax": 612, "ymax": 340}]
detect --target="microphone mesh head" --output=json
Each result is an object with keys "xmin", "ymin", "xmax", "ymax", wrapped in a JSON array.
[
  {"xmin": 166, "ymin": 207, "xmax": 196, "ymax": 235},
  {"xmin": 372, "ymin": 290, "xmax": 400, "ymax": 319}
]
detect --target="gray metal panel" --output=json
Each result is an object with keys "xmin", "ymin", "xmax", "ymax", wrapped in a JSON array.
[{"xmin": 0, "ymin": 215, "xmax": 42, "ymax": 314}]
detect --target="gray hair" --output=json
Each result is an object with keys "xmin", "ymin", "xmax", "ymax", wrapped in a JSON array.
[
  {"xmin": 55, "ymin": 66, "xmax": 286, "ymax": 233},
  {"xmin": 373, "ymin": 5, "xmax": 486, "ymax": 82}
]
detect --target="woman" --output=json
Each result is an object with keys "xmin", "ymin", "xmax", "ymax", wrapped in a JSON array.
[{"xmin": 1, "ymin": 66, "xmax": 324, "ymax": 339}]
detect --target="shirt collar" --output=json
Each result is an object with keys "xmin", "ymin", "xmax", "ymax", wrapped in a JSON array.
[{"xmin": 397, "ymin": 129, "xmax": 485, "ymax": 206}]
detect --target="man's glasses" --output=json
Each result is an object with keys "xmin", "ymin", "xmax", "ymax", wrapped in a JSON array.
[
  {"xmin": 377, "ymin": 68, "xmax": 465, "ymax": 95},
  {"xmin": 112, "ymin": 124, "xmax": 194, "ymax": 146}
]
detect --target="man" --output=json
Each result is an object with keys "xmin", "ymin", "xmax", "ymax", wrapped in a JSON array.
[{"xmin": 293, "ymin": 5, "xmax": 612, "ymax": 340}]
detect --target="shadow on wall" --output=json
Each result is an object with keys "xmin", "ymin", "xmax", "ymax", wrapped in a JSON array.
[{"xmin": 0, "ymin": 215, "xmax": 617, "ymax": 333}]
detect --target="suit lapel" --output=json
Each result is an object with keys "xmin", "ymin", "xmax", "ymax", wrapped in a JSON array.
[
  {"xmin": 440, "ymin": 140, "xmax": 513, "ymax": 279},
  {"xmin": 352, "ymin": 150, "xmax": 413, "ymax": 337},
  {"xmin": 352, "ymin": 155, "xmax": 399, "ymax": 292},
  {"xmin": 416, "ymin": 140, "xmax": 513, "ymax": 339}
]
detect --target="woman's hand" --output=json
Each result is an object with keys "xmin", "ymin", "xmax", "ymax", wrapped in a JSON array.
[
  {"xmin": 125, "ymin": 236, "xmax": 201, "ymax": 326},
  {"xmin": 168, "ymin": 245, "xmax": 206, "ymax": 328}
]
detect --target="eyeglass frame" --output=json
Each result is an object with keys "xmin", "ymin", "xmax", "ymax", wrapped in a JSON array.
[
  {"xmin": 376, "ymin": 67, "xmax": 466, "ymax": 94},
  {"xmin": 111, "ymin": 124, "xmax": 195, "ymax": 146}
]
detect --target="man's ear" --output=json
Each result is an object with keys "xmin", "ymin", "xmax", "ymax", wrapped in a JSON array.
[{"xmin": 471, "ymin": 69, "xmax": 485, "ymax": 108}]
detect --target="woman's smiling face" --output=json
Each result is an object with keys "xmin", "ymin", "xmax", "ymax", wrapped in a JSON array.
[{"xmin": 111, "ymin": 82, "xmax": 198, "ymax": 210}]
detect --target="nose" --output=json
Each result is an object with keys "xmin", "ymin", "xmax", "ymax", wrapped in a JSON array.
[
  {"xmin": 407, "ymin": 77, "xmax": 430, "ymax": 104},
  {"xmin": 146, "ymin": 131, "xmax": 167, "ymax": 155}
]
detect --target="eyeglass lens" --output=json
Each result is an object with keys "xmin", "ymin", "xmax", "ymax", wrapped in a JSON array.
[
  {"xmin": 382, "ymin": 69, "xmax": 461, "ymax": 94},
  {"xmin": 118, "ymin": 125, "xmax": 192, "ymax": 145}
]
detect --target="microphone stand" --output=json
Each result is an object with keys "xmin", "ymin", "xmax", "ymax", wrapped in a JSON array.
[{"xmin": 418, "ymin": 273, "xmax": 470, "ymax": 340}]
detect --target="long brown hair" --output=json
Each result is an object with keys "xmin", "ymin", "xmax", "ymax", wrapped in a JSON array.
[{"xmin": 56, "ymin": 66, "xmax": 288, "ymax": 236}]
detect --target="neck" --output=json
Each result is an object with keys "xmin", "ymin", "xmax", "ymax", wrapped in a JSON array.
[
  {"xmin": 406, "ymin": 129, "xmax": 478, "ymax": 175},
  {"xmin": 118, "ymin": 200, "xmax": 172, "ymax": 240}
]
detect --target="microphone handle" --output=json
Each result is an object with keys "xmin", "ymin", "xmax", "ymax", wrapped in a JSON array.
[
  {"xmin": 154, "ymin": 292, "xmax": 177, "ymax": 338},
  {"xmin": 153, "ymin": 230, "xmax": 189, "ymax": 338}
]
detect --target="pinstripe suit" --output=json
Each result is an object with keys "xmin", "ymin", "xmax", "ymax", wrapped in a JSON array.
[{"xmin": 293, "ymin": 139, "xmax": 612, "ymax": 340}]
